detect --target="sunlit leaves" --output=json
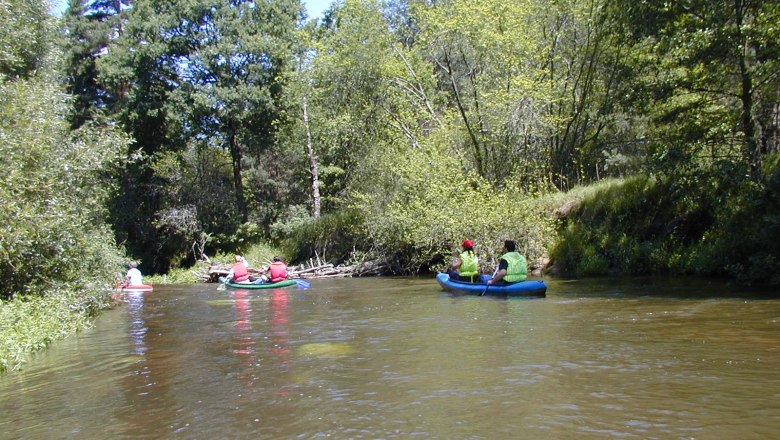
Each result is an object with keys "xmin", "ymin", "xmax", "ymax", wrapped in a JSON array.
[
  {"xmin": 0, "ymin": 77, "xmax": 128, "ymax": 298},
  {"xmin": 415, "ymin": 0, "xmax": 555, "ymax": 185},
  {"xmin": 0, "ymin": 0, "xmax": 49, "ymax": 78}
]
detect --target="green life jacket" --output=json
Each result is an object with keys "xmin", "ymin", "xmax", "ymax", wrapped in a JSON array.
[
  {"xmin": 459, "ymin": 250, "xmax": 479, "ymax": 280},
  {"xmin": 501, "ymin": 251, "xmax": 527, "ymax": 282}
]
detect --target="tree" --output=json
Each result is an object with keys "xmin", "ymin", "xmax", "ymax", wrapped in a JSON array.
[
  {"xmin": 615, "ymin": 0, "xmax": 780, "ymax": 173},
  {"xmin": 95, "ymin": 0, "xmax": 302, "ymax": 271},
  {"xmin": 1, "ymin": 0, "xmax": 128, "ymax": 299},
  {"xmin": 62, "ymin": 0, "xmax": 132, "ymax": 128},
  {"xmin": 0, "ymin": 0, "xmax": 49, "ymax": 78},
  {"xmin": 416, "ymin": 0, "xmax": 555, "ymax": 187},
  {"xmin": 168, "ymin": 0, "xmax": 302, "ymax": 223}
]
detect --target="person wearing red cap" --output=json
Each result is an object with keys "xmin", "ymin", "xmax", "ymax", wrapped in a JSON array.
[{"xmin": 448, "ymin": 239, "xmax": 480, "ymax": 282}]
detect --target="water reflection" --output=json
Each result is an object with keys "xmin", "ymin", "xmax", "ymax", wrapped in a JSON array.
[
  {"xmin": 127, "ymin": 291, "xmax": 147, "ymax": 356},
  {"xmin": 0, "ymin": 278, "xmax": 779, "ymax": 439},
  {"xmin": 231, "ymin": 289, "xmax": 256, "ymax": 386},
  {"xmin": 118, "ymin": 290, "xmax": 178, "ymax": 437},
  {"xmin": 230, "ymin": 288, "xmax": 293, "ymax": 395},
  {"xmin": 269, "ymin": 289, "xmax": 292, "ymax": 396}
]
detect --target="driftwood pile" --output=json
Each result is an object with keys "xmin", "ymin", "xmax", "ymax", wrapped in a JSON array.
[{"xmin": 203, "ymin": 257, "xmax": 389, "ymax": 283}]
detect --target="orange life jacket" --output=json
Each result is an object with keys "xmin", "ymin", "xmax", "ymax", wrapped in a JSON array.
[
  {"xmin": 232, "ymin": 262, "xmax": 249, "ymax": 282},
  {"xmin": 269, "ymin": 261, "xmax": 287, "ymax": 283}
]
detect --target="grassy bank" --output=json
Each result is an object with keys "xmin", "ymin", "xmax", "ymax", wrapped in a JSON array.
[
  {"xmin": 549, "ymin": 164, "xmax": 780, "ymax": 284},
  {"xmin": 0, "ymin": 286, "xmax": 112, "ymax": 373}
]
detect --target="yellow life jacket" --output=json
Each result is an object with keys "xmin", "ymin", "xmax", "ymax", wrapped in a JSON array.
[
  {"xmin": 459, "ymin": 250, "xmax": 479, "ymax": 281},
  {"xmin": 501, "ymin": 251, "xmax": 527, "ymax": 282}
]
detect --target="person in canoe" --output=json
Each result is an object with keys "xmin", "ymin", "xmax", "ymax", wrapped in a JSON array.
[
  {"xmin": 227, "ymin": 255, "xmax": 251, "ymax": 284},
  {"xmin": 125, "ymin": 261, "xmax": 143, "ymax": 286},
  {"xmin": 267, "ymin": 256, "xmax": 288, "ymax": 283},
  {"xmin": 448, "ymin": 239, "xmax": 480, "ymax": 282},
  {"xmin": 487, "ymin": 240, "xmax": 527, "ymax": 286}
]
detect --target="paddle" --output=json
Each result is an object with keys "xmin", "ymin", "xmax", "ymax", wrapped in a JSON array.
[
  {"xmin": 480, "ymin": 267, "xmax": 499, "ymax": 296},
  {"xmin": 294, "ymin": 279, "xmax": 311, "ymax": 289}
]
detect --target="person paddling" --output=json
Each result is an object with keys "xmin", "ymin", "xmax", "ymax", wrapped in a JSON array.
[
  {"xmin": 267, "ymin": 256, "xmax": 288, "ymax": 283},
  {"xmin": 228, "ymin": 255, "xmax": 251, "ymax": 283},
  {"xmin": 448, "ymin": 240, "xmax": 480, "ymax": 282},
  {"xmin": 487, "ymin": 240, "xmax": 527, "ymax": 286},
  {"xmin": 125, "ymin": 261, "xmax": 143, "ymax": 286}
]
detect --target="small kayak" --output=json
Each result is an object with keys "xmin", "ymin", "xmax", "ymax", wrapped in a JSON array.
[
  {"xmin": 223, "ymin": 279, "xmax": 299, "ymax": 289},
  {"xmin": 116, "ymin": 284, "xmax": 154, "ymax": 292},
  {"xmin": 436, "ymin": 273, "xmax": 546, "ymax": 298}
]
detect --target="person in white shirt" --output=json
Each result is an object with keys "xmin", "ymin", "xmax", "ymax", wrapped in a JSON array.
[{"xmin": 125, "ymin": 262, "xmax": 143, "ymax": 285}]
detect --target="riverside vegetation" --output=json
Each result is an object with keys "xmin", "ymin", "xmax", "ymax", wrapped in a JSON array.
[{"xmin": 2, "ymin": 0, "xmax": 779, "ymax": 372}]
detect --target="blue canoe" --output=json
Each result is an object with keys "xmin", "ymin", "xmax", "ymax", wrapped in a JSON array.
[{"xmin": 436, "ymin": 273, "xmax": 546, "ymax": 298}]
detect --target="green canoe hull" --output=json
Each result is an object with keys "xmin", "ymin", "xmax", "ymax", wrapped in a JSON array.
[{"xmin": 224, "ymin": 279, "xmax": 298, "ymax": 289}]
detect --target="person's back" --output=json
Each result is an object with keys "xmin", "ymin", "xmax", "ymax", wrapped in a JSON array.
[
  {"xmin": 126, "ymin": 262, "xmax": 143, "ymax": 285},
  {"xmin": 231, "ymin": 255, "xmax": 250, "ymax": 283},
  {"xmin": 268, "ymin": 256, "xmax": 288, "ymax": 283},
  {"xmin": 488, "ymin": 240, "xmax": 527, "ymax": 286}
]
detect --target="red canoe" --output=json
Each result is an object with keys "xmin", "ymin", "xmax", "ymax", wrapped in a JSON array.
[{"xmin": 116, "ymin": 284, "xmax": 154, "ymax": 292}]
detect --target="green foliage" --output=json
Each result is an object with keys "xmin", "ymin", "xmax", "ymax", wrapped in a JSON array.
[
  {"xmin": 693, "ymin": 156, "xmax": 780, "ymax": 284},
  {"xmin": 205, "ymin": 241, "xmax": 282, "ymax": 269},
  {"xmin": 84, "ymin": 0, "xmax": 305, "ymax": 272},
  {"xmin": 551, "ymin": 176, "xmax": 700, "ymax": 276},
  {"xmin": 614, "ymin": 0, "xmax": 780, "ymax": 170},
  {"xmin": 0, "ymin": 76, "xmax": 129, "ymax": 299},
  {"xmin": 0, "ymin": 286, "xmax": 114, "ymax": 373},
  {"xmin": 0, "ymin": 0, "xmax": 129, "ymax": 371},
  {"xmin": 279, "ymin": 210, "xmax": 369, "ymax": 266},
  {"xmin": 416, "ymin": 0, "xmax": 555, "ymax": 186},
  {"xmin": 270, "ymin": 205, "xmax": 315, "ymax": 241},
  {"xmin": 0, "ymin": 0, "xmax": 50, "ymax": 78},
  {"xmin": 353, "ymin": 130, "xmax": 556, "ymax": 273},
  {"xmin": 550, "ymin": 162, "xmax": 780, "ymax": 285},
  {"xmin": 210, "ymin": 222, "xmax": 267, "ymax": 255}
]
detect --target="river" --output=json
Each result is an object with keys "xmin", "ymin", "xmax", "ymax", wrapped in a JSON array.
[{"xmin": 1, "ymin": 277, "xmax": 779, "ymax": 439}]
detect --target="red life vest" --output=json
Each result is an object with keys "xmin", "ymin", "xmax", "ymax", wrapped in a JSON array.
[
  {"xmin": 232, "ymin": 262, "xmax": 249, "ymax": 282},
  {"xmin": 269, "ymin": 261, "xmax": 287, "ymax": 283}
]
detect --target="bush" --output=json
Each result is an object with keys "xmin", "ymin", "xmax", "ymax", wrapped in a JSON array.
[
  {"xmin": 0, "ymin": 75, "xmax": 128, "ymax": 299},
  {"xmin": 279, "ymin": 210, "xmax": 369, "ymax": 266},
  {"xmin": 549, "ymin": 159, "xmax": 780, "ymax": 285}
]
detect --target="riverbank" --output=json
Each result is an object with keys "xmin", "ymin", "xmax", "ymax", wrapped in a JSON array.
[{"xmin": 0, "ymin": 286, "xmax": 113, "ymax": 373}]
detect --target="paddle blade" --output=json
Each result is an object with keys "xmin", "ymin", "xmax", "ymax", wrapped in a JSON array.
[{"xmin": 294, "ymin": 279, "xmax": 311, "ymax": 289}]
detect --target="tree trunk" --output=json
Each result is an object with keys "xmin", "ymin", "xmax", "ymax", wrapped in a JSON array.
[
  {"xmin": 735, "ymin": 0, "xmax": 758, "ymax": 172},
  {"xmin": 228, "ymin": 121, "xmax": 248, "ymax": 223},
  {"xmin": 443, "ymin": 51, "xmax": 483, "ymax": 177},
  {"xmin": 302, "ymin": 95, "xmax": 321, "ymax": 219}
]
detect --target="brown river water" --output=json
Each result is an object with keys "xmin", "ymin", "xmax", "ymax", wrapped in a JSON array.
[{"xmin": 1, "ymin": 277, "xmax": 779, "ymax": 439}]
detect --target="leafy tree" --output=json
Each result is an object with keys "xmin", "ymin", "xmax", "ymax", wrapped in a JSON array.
[
  {"xmin": 166, "ymin": 0, "xmax": 301, "ymax": 223},
  {"xmin": 416, "ymin": 0, "xmax": 555, "ymax": 188},
  {"xmin": 614, "ymin": 0, "xmax": 780, "ymax": 174},
  {"xmin": 1, "ymin": 0, "xmax": 129, "ymax": 299},
  {"xmin": 95, "ymin": 0, "xmax": 302, "ymax": 271},
  {"xmin": 62, "ymin": 0, "xmax": 132, "ymax": 128},
  {"xmin": 0, "ymin": 0, "xmax": 49, "ymax": 78},
  {"xmin": 540, "ymin": 0, "xmax": 653, "ymax": 189}
]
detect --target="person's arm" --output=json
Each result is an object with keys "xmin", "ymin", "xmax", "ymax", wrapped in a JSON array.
[
  {"xmin": 487, "ymin": 259, "xmax": 509, "ymax": 284},
  {"xmin": 451, "ymin": 257, "xmax": 462, "ymax": 270}
]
